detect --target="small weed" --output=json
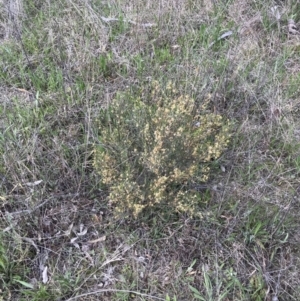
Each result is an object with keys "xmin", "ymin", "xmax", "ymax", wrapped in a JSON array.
[
  {"xmin": 189, "ymin": 265, "xmax": 230, "ymax": 301},
  {"xmin": 242, "ymin": 206, "xmax": 271, "ymax": 246},
  {"xmin": 155, "ymin": 46, "xmax": 174, "ymax": 64},
  {"xmin": 109, "ymin": 14, "xmax": 130, "ymax": 42},
  {"xmin": 0, "ymin": 235, "xmax": 33, "ymax": 298},
  {"xmin": 248, "ymin": 272, "xmax": 267, "ymax": 301},
  {"xmin": 21, "ymin": 285, "xmax": 55, "ymax": 301},
  {"xmin": 165, "ymin": 294, "xmax": 177, "ymax": 301}
]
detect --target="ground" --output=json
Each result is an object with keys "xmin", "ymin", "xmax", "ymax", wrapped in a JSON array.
[{"xmin": 1, "ymin": 0, "xmax": 300, "ymax": 300}]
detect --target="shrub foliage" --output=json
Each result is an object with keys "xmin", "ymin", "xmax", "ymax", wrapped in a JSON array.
[{"xmin": 93, "ymin": 82, "xmax": 232, "ymax": 217}]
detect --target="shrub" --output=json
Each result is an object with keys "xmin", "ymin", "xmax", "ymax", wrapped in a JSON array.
[{"xmin": 93, "ymin": 81, "xmax": 232, "ymax": 217}]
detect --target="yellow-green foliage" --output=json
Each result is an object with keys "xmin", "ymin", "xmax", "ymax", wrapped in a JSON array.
[{"xmin": 94, "ymin": 81, "xmax": 232, "ymax": 217}]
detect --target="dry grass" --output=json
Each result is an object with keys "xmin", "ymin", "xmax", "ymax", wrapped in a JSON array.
[{"xmin": 1, "ymin": 0, "xmax": 300, "ymax": 300}]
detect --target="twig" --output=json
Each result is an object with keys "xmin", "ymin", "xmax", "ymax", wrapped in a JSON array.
[
  {"xmin": 7, "ymin": 193, "xmax": 80, "ymax": 216},
  {"xmin": 100, "ymin": 16, "xmax": 156, "ymax": 28},
  {"xmin": 64, "ymin": 289, "xmax": 165, "ymax": 301}
]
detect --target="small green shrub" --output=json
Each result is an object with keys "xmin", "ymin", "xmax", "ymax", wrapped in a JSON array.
[{"xmin": 93, "ymin": 81, "xmax": 232, "ymax": 217}]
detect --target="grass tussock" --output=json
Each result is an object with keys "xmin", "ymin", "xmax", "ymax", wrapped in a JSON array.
[{"xmin": 0, "ymin": 0, "xmax": 300, "ymax": 300}]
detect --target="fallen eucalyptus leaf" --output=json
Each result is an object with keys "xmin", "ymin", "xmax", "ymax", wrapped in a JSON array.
[
  {"xmin": 288, "ymin": 19, "xmax": 299, "ymax": 34},
  {"xmin": 71, "ymin": 237, "xmax": 78, "ymax": 243},
  {"xmin": 88, "ymin": 236, "xmax": 106, "ymax": 244},
  {"xmin": 42, "ymin": 266, "xmax": 48, "ymax": 284},
  {"xmin": 209, "ymin": 31, "xmax": 233, "ymax": 48},
  {"xmin": 25, "ymin": 180, "xmax": 43, "ymax": 187},
  {"xmin": 76, "ymin": 224, "xmax": 88, "ymax": 236},
  {"xmin": 64, "ymin": 223, "xmax": 73, "ymax": 236},
  {"xmin": 270, "ymin": 6, "xmax": 281, "ymax": 21}
]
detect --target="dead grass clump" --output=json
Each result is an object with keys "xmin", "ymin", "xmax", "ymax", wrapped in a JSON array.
[{"xmin": 93, "ymin": 81, "xmax": 232, "ymax": 217}]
